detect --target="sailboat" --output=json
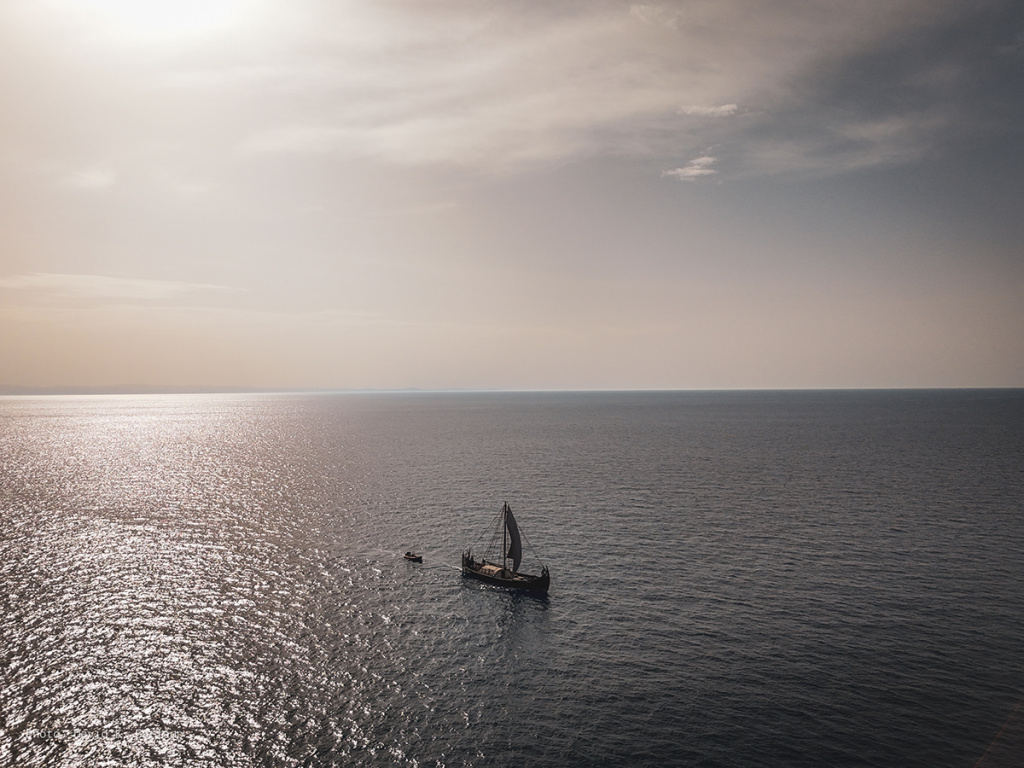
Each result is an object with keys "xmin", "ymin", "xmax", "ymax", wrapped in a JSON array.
[{"xmin": 462, "ymin": 501, "xmax": 550, "ymax": 593}]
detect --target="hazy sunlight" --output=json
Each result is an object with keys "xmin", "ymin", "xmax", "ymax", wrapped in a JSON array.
[{"xmin": 57, "ymin": 0, "xmax": 250, "ymax": 42}]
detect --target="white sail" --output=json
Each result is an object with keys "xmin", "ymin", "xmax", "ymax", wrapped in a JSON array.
[{"xmin": 504, "ymin": 504, "xmax": 523, "ymax": 572}]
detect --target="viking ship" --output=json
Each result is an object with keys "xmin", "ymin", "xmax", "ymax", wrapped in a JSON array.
[{"xmin": 462, "ymin": 502, "xmax": 549, "ymax": 593}]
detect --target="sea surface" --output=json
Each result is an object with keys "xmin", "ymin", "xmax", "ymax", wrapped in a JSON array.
[{"xmin": 1, "ymin": 390, "xmax": 1022, "ymax": 767}]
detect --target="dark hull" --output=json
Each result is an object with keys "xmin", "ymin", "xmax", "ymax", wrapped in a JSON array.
[
  {"xmin": 404, "ymin": 555, "xmax": 423, "ymax": 563},
  {"xmin": 461, "ymin": 553, "xmax": 549, "ymax": 593}
]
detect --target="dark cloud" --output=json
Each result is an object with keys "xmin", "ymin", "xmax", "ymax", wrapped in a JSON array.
[{"xmin": 780, "ymin": 0, "xmax": 1024, "ymax": 161}]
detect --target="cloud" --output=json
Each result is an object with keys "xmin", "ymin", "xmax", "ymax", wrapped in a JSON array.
[
  {"xmin": 679, "ymin": 104, "xmax": 738, "ymax": 117},
  {"xmin": 239, "ymin": 125, "xmax": 348, "ymax": 155},
  {"xmin": 6, "ymin": 0, "xmax": 1020, "ymax": 180},
  {"xmin": 629, "ymin": 4, "xmax": 679, "ymax": 29},
  {"xmin": 733, "ymin": 0, "xmax": 1024, "ymax": 176},
  {"xmin": 0, "ymin": 273, "xmax": 239, "ymax": 302},
  {"xmin": 662, "ymin": 156, "xmax": 718, "ymax": 181},
  {"xmin": 59, "ymin": 167, "xmax": 115, "ymax": 190},
  {"xmin": 233, "ymin": 5, "xmax": 699, "ymax": 169},
  {"xmin": 222, "ymin": 0, "xmax": 1003, "ymax": 176}
]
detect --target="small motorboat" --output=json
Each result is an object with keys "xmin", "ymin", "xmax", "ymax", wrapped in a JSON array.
[{"xmin": 403, "ymin": 551, "xmax": 423, "ymax": 563}]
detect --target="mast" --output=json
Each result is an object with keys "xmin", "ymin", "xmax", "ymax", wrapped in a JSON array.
[{"xmin": 502, "ymin": 502, "xmax": 508, "ymax": 570}]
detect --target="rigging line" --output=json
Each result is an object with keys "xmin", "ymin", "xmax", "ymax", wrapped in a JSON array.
[
  {"xmin": 517, "ymin": 524, "xmax": 545, "ymax": 566},
  {"xmin": 471, "ymin": 505, "xmax": 506, "ymax": 558},
  {"xmin": 972, "ymin": 698, "xmax": 1024, "ymax": 768},
  {"xmin": 468, "ymin": 505, "xmax": 504, "ymax": 551}
]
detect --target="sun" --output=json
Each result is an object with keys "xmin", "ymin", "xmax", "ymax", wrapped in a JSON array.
[{"xmin": 61, "ymin": 0, "xmax": 249, "ymax": 43}]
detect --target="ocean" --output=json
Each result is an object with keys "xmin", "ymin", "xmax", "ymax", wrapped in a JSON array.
[{"xmin": 1, "ymin": 390, "xmax": 1022, "ymax": 767}]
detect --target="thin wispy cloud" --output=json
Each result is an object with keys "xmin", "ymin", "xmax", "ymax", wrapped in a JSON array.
[
  {"xmin": 58, "ymin": 167, "xmax": 115, "ymax": 191},
  {"xmin": 679, "ymin": 104, "xmax": 738, "ymax": 117},
  {"xmin": 239, "ymin": 125, "xmax": 349, "ymax": 155},
  {"xmin": 0, "ymin": 273, "xmax": 240, "ymax": 303},
  {"xmin": 629, "ymin": 4, "xmax": 679, "ymax": 29},
  {"xmin": 662, "ymin": 156, "xmax": 718, "ymax": 181}
]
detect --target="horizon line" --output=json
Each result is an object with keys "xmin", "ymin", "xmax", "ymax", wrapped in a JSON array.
[{"xmin": 2, "ymin": 385, "xmax": 1022, "ymax": 397}]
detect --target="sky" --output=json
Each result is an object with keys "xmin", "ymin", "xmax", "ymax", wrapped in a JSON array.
[{"xmin": 1, "ymin": 0, "xmax": 1022, "ymax": 391}]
